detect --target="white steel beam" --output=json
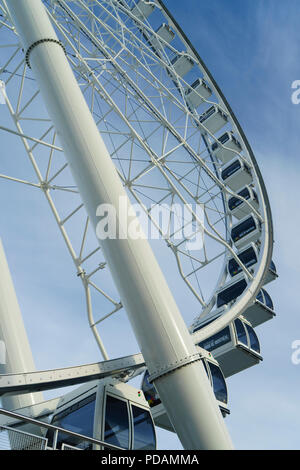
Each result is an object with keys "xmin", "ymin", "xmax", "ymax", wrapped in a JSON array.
[
  {"xmin": 0, "ymin": 239, "xmax": 44, "ymax": 411},
  {"xmin": 0, "ymin": 353, "xmax": 145, "ymax": 395},
  {"xmin": 7, "ymin": 0, "xmax": 233, "ymax": 450}
]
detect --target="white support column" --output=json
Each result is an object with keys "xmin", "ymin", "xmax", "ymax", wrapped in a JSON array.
[
  {"xmin": 0, "ymin": 239, "xmax": 43, "ymax": 411},
  {"xmin": 7, "ymin": 0, "xmax": 233, "ymax": 449}
]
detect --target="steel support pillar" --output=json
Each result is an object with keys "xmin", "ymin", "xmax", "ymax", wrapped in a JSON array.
[{"xmin": 7, "ymin": 0, "xmax": 233, "ymax": 449}]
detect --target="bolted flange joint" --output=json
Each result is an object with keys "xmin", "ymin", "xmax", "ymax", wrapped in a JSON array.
[
  {"xmin": 25, "ymin": 38, "xmax": 67, "ymax": 69},
  {"xmin": 147, "ymin": 352, "xmax": 203, "ymax": 384}
]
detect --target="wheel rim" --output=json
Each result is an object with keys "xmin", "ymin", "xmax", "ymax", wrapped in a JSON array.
[{"xmin": 0, "ymin": 0, "xmax": 274, "ymax": 354}]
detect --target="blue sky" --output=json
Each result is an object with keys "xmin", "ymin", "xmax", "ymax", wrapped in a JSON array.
[
  {"xmin": 162, "ymin": 0, "xmax": 300, "ymax": 450},
  {"xmin": 1, "ymin": 0, "xmax": 300, "ymax": 450}
]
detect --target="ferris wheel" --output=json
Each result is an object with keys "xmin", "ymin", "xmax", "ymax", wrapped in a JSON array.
[{"xmin": 0, "ymin": 0, "xmax": 276, "ymax": 450}]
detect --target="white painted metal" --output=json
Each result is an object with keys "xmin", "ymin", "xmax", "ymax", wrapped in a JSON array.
[
  {"xmin": 171, "ymin": 54, "xmax": 194, "ymax": 77},
  {"xmin": 0, "ymin": 424, "xmax": 48, "ymax": 450},
  {"xmin": 143, "ymin": 348, "xmax": 230, "ymax": 432},
  {"xmin": 131, "ymin": 0, "xmax": 155, "ymax": 20},
  {"xmin": 228, "ymin": 186, "xmax": 259, "ymax": 220},
  {"xmin": 0, "ymin": 239, "xmax": 43, "ymax": 411},
  {"xmin": 199, "ymin": 105, "xmax": 228, "ymax": 134},
  {"xmin": 0, "ymin": 47, "xmax": 117, "ymax": 361},
  {"xmin": 93, "ymin": 380, "xmax": 154, "ymax": 449},
  {"xmin": 202, "ymin": 333, "xmax": 260, "ymax": 377},
  {"xmin": 192, "ymin": 310, "xmax": 262, "ymax": 377},
  {"xmin": 0, "ymin": 0, "xmax": 277, "ymax": 449},
  {"xmin": 0, "ymin": 397, "xmax": 60, "ymax": 428},
  {"xmin": 7, "ymin": 0, "xmax": 233, "ymax": 450},
  {"xmin": 0, "ymin": 354, "xmax": 145, "ymax": 395},
  {"xmin": 215, "ymin": 273, "xmax": 247, "ymax": 307},
  {"xmin": 243, "ymin": 290, "xmax": 275, "ymax": 327},
  {"xmin": 153, "ymin": 0, "xmax": 274, "ymax": 344},
  {"xmin": 154, "ymin": 23, "xmax": 175, "ymax": 45},
  {"xmin": 0, "ymin": 0, "xmax": 274, "ymax": 355},
  {"xmin": 227, "ymin": 246, "xmax": 278, "ymax": 288},
  {"xmin": 227, "ymin": 243, "xmax": 259, "ymax": 277},
  {"xmin": 231, "ymin": 214, "xmax": 261, "ymax": 248},
  {"xmin": 263, "ymin": 264, "xmax": 278, "ymax": 286},
  {"xmin": 0, "ymin": 407, "xmax": 125, "ymax": 450},
  {"xmin": 221, "ymin": 158, "xmax": 253, "ymax": 191},
  {"xmin": 212, "ymin": 132, "xmax": 242, "ymax": 164},
  {"xmin": 185, "ymin": 78, "xmax": 212, "ymax": 108}
]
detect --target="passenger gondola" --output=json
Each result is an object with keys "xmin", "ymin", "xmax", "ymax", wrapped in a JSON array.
[
  {"xmin": 191, "ymin": 311, "xmax": 262, "ymax": 378},
  {"xmin": 141, "ymin": 348, "xmax": 230, "ymax": 433},
  {"xmin": 171, "ymin": 53, "xmax": 194, "ymax": 77},
  {"xmin": 131, "ymin": 0, "xmax": 155, "ymax": 20},
  {"xmin": 199, "ymin": 105, "xmax": 228, "ymax": 134},
  {"xmin": 150, "ymin": 23, "xmax": 175, "ymax": 49},
  {"xmin": 227, "ymin": 244, "xmax": 278, "ymax": 286},
  {"xmin": 185, "ymin": 78, "xmax": 212, "ymax": 108},
  {"xmin": 243, "ymin": 288, "xmax": 276, "ymax": 327},
  {"xmin": 215, "ymin": 274, "xmax": 248, "ymax": 309},
  {"xmin": 228, "ymin": 243, "xmax": 258, "ymax": 277},
  {"xmin": 263, "ymin": 260, "xmax": 278, "ymax": 285},
  {"xmin": 221, "ymin": 157, "xmax": 252, "ymax": 191},
  {"xmin": 227, "ymin": 185, "xmax": 259, "ymax": 220},
  {"xmin": 212, "ymin": 132, "xmax": 242, "ymax": 163},
  {"xmin": 231, "ymin": 213, "xmax": 261, "ymax": 248},
  {"xmin": 47, "ymin": 379, "xmax": 156, "ymax": 450}
]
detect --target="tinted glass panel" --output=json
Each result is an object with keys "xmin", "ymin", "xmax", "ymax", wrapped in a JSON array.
[
  {"xmin": 270, "ymin": 260, "xmax": 276, "ymax": 273},
  {"xmin": 244, "ymin": 324, "xmax": 260, "ymax": 353},
  {"xmin": 51, "ymin": 394, "xmax": 96, "ymax": 449},
  {"xmin": 231, "ymin": 216, "xmax": 256, "ymax": 243},
  {"xmin": 216, "ymin": 279, "xmax": 247, "ymax": 308},
  {"xmin": 186, "ymin": 78, "xmax": 211, "ymax": 97},
  {"xmin": 208, "ymin": 362, "xmax": 228, "ymax": 404},
  {"xmin": 190, "ymin": 78, "xmax": 201, "ymax": 89},
  {"xmin": 234, "ymin": 319, "xmax": 248, "ymax": 346},
  {"xmin": 262, "ymin": 289, "xmax": 274, "ymax": 310},
  {"xmin": 232, "ymin": 135, "xmax": 242, "ymax": 149},
  {"xmin": 228, "ymin": 187, "xmax": 250, "ymax": 211},
  {"xmin": 141, "ymin": 371, "xmax": 161, "ymax": 407},
  {"xmin": 256, "ymin": 290, "xmax": 264, "ymax": 303},
  {"xmin": 202, "ymin": 359, "xmax": 210, "ymax": 380},
  {"xmin": 199, "ymin": 326, "xmax": 231, "ymax": 352},
  {"xmin": 240, "ymin": 246, "xmax": 258, "ymax": 267},
  {"xmin": 104, "ymin": 395, "xmax": 129, "ymax": 449},
  {"xmin": 200, "ymin": 106, "xmax": 215, "ymax": 122},
  {"xmin": 221, "ymin": 160, "xmax": 241, "ymax": 180},
  {"xmin": 193, "ymin": 317, "xmax": 216, "ymax": 334},
  {"xmin": 219, "ymin": 132, "xmax": 230, "ymax": 145},
  {"xmin": 132, "ymin": 405, "xmax": 156, "ymax": 450},
  {"xmin": 228, "ymin": 247, "xmax": 257, "ymax": 276},
  {"xmin": 212, "ymin": 132, "xmax": 229, "ymax": 151}
]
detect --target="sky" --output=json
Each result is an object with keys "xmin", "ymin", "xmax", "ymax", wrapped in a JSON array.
[
  {"xmin": 1, "ymin": 0, "xmax": 300, "ymax": 450},
  {"xmin": 160, "ymin": 0, "xmax": 300, "ymax": 450}
]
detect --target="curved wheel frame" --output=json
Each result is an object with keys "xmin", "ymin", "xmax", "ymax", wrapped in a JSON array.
[{"xmin": 0, "ymin": 0, "xmax": 273, "ymax": 356}]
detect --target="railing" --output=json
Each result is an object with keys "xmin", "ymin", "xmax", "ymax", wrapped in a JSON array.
[
  {"xmin": 0, "ymin": 424, "xmax": 48, "ymax": 450},
  {"xmin": 0, "ymin": 408, "xmax": 124, "ymax": 451}
]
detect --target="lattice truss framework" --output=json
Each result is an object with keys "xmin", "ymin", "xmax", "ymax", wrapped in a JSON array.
[{"xmin": 0, "ymin": 0, "xmax": 267, "ymax": 358}]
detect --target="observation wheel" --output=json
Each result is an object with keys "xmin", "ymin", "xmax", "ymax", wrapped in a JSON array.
[{"xmin": 0, "ymin": 0, "xmax": 274, "ymax": 388}]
